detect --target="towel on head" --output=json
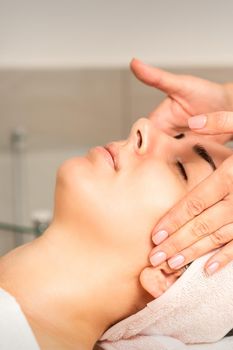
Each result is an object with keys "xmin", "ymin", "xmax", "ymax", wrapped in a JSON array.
[{"xmin": 98, "ymin": 252, "xmax": 233, "ymax": 350}]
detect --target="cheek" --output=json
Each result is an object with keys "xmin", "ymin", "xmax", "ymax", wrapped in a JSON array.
[
  {"xmin": 128, "ymin": 162, "xmax": 185, "ymax": 225},
  {"xmin": 88, "ymin": 162, "xmax": 186, "ymax": 252},
  {"xmin": 96, "ymin": 163, "xmax": 187, "ymax": 267}
]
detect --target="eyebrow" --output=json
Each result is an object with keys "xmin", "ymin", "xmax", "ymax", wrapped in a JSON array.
[
  {"xmin": 174, "ymin": 134, "xmax": 216, "ymax": 172},
  {"xmin": 193, "ymin": 144, "xmax": 216, "ymax": 171}
]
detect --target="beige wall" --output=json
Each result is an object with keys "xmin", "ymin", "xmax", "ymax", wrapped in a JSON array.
[{"xmin": 1, "ymin": 0, "xmax": 233, "ymax": 67}]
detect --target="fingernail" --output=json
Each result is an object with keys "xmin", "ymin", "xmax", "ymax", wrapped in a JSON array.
[
  {"xmin": 152, "ymin": 230, "xmax": 168, "ymax": 245},
  {"xmin": 188, "ymin": 115, "xmax": 207, "ymax": 129},
  {"xmin": 206, "ymin": 262, "xmax": 220, "ymax": 276},
  {"xmin": 150, "ymin": 251, "xmax": 167, "ymax": 267},
  {"xmin": 168, "ymin": 254, "xmax": 185, "ymax": 269}
]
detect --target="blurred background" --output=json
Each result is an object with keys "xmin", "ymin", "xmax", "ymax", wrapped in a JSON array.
[{"xmin": 1, "ymin": 0, "xmax": 233, "ymax": 254}]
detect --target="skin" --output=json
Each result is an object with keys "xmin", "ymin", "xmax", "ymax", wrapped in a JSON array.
[
  {"xmin": 130, "ymin": 58, "xmax": 233, "ymax": 283},
  {"xmin": 0, "ymin": 118, "xmax": 231, "ymax": 350}
]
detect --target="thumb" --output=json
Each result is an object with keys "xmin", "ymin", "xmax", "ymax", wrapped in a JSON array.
[
  {"xmin": 188, "ymin": 111, "xmax": 233, "ymax": 134},
  {"xmin": 130, "ymin": 58, "xmax": 183, "ymax": 95}
]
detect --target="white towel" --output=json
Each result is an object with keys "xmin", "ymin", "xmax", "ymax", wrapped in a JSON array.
[
  {"xmin": 0, "ymin": 288, "xmax": 40, "ymax": 350},
  {"xmin": 98, "ymin": 252, "xmax": 233, "ymax": 350}
]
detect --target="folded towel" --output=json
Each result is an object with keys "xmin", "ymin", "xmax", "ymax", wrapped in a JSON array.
[{"xmin": 98, "ymin": 252, "xmax": 233, "ymax": 349}]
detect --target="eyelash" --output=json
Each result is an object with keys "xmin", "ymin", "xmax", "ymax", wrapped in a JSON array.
[{"xmin": 176, "ymin": 161, "xmax": 188, "ymax": 181}]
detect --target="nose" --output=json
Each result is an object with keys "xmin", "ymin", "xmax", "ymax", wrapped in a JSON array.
[{"xmin": 129, "ymin": 118, "xmax": 174, "ymax": 156}]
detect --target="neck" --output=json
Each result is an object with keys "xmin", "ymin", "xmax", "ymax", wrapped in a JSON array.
[{"xmin": 0, "ymin": 223, "xmax": 151, "ymax": 350}]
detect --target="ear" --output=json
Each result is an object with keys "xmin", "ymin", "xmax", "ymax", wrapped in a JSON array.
[{"xmin": 139, "ymin": 262, "xmax": 184, "ymax": 299}]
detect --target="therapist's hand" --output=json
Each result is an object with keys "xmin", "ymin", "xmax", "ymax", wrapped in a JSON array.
[
  {"xmin": 130, "ymin": 58, "xmax": 233, "ymax": 143},
  {"xmin": 148, "ymin": 153, "xmax": 233, "ymax": 278},
  {"xmin": 146, "ymin": 111, "xmax": 233, "ymax": 278}
]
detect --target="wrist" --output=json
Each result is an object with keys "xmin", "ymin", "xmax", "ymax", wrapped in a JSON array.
[{"xmin": 223, "ymin": 83, "xmax": 233, "ymax": 111}]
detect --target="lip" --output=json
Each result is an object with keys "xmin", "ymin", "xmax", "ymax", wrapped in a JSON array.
[
  {"xmin": 104, "ymin": 144, "xmax": 119, "ymax": 170},
  {"xmin": 95, "ymin": 146, "xmax": 115, "ymax": 169}
]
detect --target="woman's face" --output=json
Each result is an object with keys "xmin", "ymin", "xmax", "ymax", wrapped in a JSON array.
[{"xmin": 54, "ymin": 118, "xmax": 232, "ymax": 275}]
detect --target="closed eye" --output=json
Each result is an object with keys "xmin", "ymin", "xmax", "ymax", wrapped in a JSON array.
[{"xmin": 176, "ymin": 161, "xmax": 188, "ymax": 181}]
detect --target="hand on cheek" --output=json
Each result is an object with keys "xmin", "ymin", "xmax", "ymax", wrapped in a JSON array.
[{"xmin": 139, "ymin": 262, "xmax": 185, "ymax": 299}]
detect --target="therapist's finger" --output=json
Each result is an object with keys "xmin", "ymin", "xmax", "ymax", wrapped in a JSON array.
[
  {"xmin": 188, "ymin": 111, "xmax": 233, "ymax": 134},
  {"xmin": 130, "ymin": 58, "xmax": 184, "ymax": 95},
  {"xmin": 148, "ymin": 97, "xmax": 191, "ymax": 134},
  {"xmin": 149, "ymin": 199, "xmax": 233, "ymax": 267},
  {"xmin": 166, "ymin": 223, "xmax": 233, "ymax": 271},
  {"xmin": 152, "ymin": 166, "xmax": 229, "ymax": 245},
  {"xmin": 205, "ymin": 240, "xmax": 233, "ymax": 275}
]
